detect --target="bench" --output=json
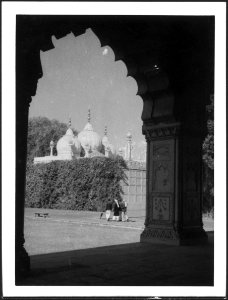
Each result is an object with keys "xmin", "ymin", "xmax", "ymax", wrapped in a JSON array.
[{"xmin": 34, "ymin": 212, "xmax": 49, "ymax": 218}]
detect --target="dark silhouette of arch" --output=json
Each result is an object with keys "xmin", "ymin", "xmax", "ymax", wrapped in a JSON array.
[{"xmin": 16, "ymin": 15, "xmax": 214, "ymax": 281}]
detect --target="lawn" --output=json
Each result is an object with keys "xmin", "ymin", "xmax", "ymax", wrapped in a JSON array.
[
  {"xmin": 24, "ymin": 208, "xmax": 214, "ymax": 256},
  {"xmin": 24, "ymin": 208, "xmax": 144, "ymax": 255}
]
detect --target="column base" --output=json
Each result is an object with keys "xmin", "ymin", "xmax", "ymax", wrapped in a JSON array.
[
  {"xmin": 140, "ymin": 226, "xmax": 208, "ymax": 246},
  {"xmin": 15, "ymin": 246, "xmax": 30, "ymax": 283}
]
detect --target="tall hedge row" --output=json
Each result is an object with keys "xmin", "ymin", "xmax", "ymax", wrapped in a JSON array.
[{"xmin": 25, "ymin": 157, "xmax": 128, "ymax": 211}]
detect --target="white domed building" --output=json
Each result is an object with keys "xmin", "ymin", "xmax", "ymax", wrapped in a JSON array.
[
  {"xmin": 56, "ymin": 125, "xmax": 81, "ymax": 160},
  {"xmin": 33, "ymin": 114, "xmax": 147, "ymax": 217},
  {"xmin": 78, "ymin": 110, "xmax": 103, "ymax": 157},
  {"xmin": 34, "ymin": 119, "xmax": 82, "ymax": 164},
  {"xmin": 34, "ymin": 110, "xmax": 115, "ymax": 164}
]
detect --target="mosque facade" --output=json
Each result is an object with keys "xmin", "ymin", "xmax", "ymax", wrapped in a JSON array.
[
  {"xmin": 33, "ymin": 110, "xmax": 146, "ymax": 215},
  {"xmin": 34, "ymin": 110, "xmax": 114, "ymax": 163}
]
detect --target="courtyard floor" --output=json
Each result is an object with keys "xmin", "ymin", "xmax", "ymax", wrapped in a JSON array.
[{"xmin": 20, "ymin": 208, "xmax": 214, "ymax": 287}]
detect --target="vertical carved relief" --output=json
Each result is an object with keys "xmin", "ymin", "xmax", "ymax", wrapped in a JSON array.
[
  {"xmin": 153, "ymin": 162, "xmax": 171, "ymax": 192},
  {"xmin": 153, "ymin": 144, "xmax": 170, "ymax": 160},
  {"xmin": 152, "ymin": 196, "xmax": 170, "ymax": 220},
  {"xmin": 152, "ymin": 142, "xmax": 173, "ymax": 193},
  {"xmin": 148, "ymin": 140, "xmax": 174, "ymax": 224}
]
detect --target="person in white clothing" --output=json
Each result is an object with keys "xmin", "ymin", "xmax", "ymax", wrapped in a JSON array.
[{"xmin": 112, "ymin": 199, "xmax": 120, "ymax": 221}]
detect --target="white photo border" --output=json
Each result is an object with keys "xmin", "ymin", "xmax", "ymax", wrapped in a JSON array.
[{"xmin": 2, "ymin": 1, "xmax": 226, "ymax": 297}]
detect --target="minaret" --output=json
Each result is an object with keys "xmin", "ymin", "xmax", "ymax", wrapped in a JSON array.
[
  {"xmin": 68, "ymin": 117, "xmax": 71, "ymax": 128},
  {"xmin": 103, "ymin": 126, "xmax": 110, "ymax": 157},
  {"xmin": 50, "ymin": 140, "xmax": 54, "ymax": 157},
  {"xmin": 126, "ymin": 132, "xmax": 133, "ymax": 161}
]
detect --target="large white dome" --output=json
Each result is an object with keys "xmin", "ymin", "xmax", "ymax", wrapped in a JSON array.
[
  {"xmin": 56, "ymin": 127, "xmax": 81, "ymax": 159},
  {"xmin": 78, "ymin": 123, "xmax": 102, "ymax": 153},
  {"xmin": 78, "ymin": 110, "xmax": 102, "ymax": 156}
]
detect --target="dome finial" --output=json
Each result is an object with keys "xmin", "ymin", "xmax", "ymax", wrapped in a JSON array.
[
  {"xmin": 104, "ymin": 126, "xmax": 107, "ymax": 136},
  {"xmin": 88, "ymin": 109, "xmax": 91, "ymax": 123},
  {"xmin": 127, "ymin": 131, "xmax": 132, "ymax": 140},
  {"xmin": 68, "ymin": 117, "xmax": 71, "ymax": 128}
]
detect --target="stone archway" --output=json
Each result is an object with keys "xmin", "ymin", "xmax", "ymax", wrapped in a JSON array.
[{"xmin": 16, "ymin": 15, "xmax": 214, "ymax": 281}]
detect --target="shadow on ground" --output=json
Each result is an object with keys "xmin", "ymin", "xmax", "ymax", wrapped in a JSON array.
[{"xmin": 18, "ymin": 232, "xmax": 214, "ymax": 286}]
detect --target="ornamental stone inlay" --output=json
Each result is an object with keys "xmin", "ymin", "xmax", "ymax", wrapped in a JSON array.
[
  {"xmin": 141, "ymin": 227, "xmax": 179, "ymax": 240},
  {"xmin": 143, "ymin": 123, "xmax": 180, "ymax": 141},
  {"xmin": 153, "ymin": 162, "xmax": 171, "ymax": 192},
  {"xmin": 153, "ymin": 144, "xmax": 170, "ymax": 160},
  {"xmin": 152, "ymin": 196, "xmax": 170, "ymax": 220}
]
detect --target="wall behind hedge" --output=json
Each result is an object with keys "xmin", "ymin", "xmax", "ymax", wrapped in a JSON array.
[{"xmin": 25, "ymin": 157, "xmax": 128, "ymax": 211}]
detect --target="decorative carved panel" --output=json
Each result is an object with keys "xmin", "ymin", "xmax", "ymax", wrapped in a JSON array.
[
  {"xmin": 143, "ymin": 123, "xmax": 180, "ymax": 141},
  {"xmin": 153, "ymin": 144, "xmax": 170, "ymax": 160},
  {"xmin": 152, "ymin": 196, "xmax": 170, "ymax": 221},
  {"xmin": 141, "ymin": 227, "xmax": 179, "ymax": 241},
  {"xmin": 153, "ymin": 161, "xmax": 171, "ymax": 192},
  {"xmin": 151, "ymin": 141, "xmax": 174, "ymax": 193}
]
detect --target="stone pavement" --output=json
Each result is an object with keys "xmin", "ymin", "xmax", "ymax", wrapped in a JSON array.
[{"xmin": 20, "ymin": 230, "xmax": 213, "ymax": 286}]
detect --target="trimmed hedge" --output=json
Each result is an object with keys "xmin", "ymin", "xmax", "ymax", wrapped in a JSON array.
[{"xmin": 25, "ymin": 156, "xmax": 128, "ymax": 211}]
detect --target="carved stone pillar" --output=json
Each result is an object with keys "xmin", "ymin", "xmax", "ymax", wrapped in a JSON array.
[
  {"xmin": 139, "ymin": 63, "xmax": 208, "ymax": 245},
  {"xmin": 140, "ymin": 121, "xmax": 207, "ymax": 245},
  {"xmin": 15, "ymin": 100, "xmax": 31, "ymax": 282}
]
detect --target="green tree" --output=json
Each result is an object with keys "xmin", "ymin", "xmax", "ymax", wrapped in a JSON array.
[
  {"xmin": 27, "ymin": 117, "xmax": 78, "ymax": 161},
  {"xmin": 202, "ymin": 95, "xmax": 214, "ymax": 214}
]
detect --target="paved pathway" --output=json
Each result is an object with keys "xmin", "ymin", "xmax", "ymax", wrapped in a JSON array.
[{"xmin": 20, "ymin": 233, "xmax": 214, "ymax": 286}]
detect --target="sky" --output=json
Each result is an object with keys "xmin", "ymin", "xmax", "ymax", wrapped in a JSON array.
[{"xmin": 29, "ymin": 28, "xmax": 146, "ymax": 160}]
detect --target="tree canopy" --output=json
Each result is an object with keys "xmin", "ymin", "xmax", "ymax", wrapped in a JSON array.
[
  {"xmin": 27, "ymin": 116, "xmax": 78, "ymax": 161},
  {"xmin": 202, "ymin": 96, "xmax": 214, "ymax": 171},
  {"xmin": 202, "ymin": 95, "xmax": 214, "ymax": 213}
]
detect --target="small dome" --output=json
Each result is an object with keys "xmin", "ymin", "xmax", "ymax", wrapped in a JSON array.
[
  {"xmin": 65, "ymin": 127, "xmax": 74, "ymax": 136},
  {"xmin": 127, "ymin": 131, "xmax": 132, "ymax": 139},
  {"xmin": 118, "ymin": 147, "xmax": 124, "ymax": 154},
  {"xmin": 78, "ymin": 110, "xmax": 102, "ymax": 155},
  {"xmin": 57, "ymin": 126, "xmax": 81, "ymax": 158}
]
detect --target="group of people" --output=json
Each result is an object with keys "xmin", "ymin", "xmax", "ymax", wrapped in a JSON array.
[{"xmin": 100, "ymin": 198, "xmax": 129, "ymax": 222}]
